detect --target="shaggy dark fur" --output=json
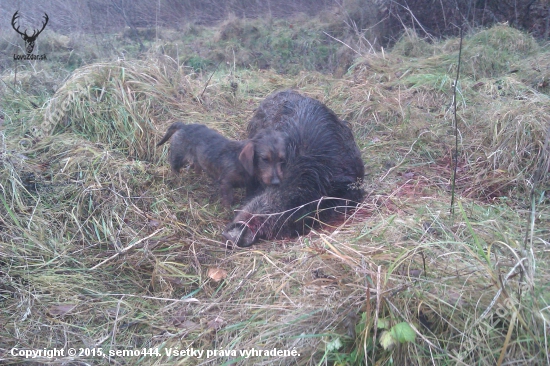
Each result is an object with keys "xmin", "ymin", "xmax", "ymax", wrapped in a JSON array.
[
  {"xmin": 222, "ymin": 90, "xmax": 365, "ymax": 247},
  {"xmin": 157, "ymin": 122, "xmax": 286, "ymax": 207}
]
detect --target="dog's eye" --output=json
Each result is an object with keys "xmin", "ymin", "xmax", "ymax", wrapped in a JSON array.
[{"xmin": 261, "ymin": 157, "xmax": 270, "ymax": 163}]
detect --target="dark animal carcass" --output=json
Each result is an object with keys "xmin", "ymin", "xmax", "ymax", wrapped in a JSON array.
[{"xmin": 223, "ymin": 90, "xmax": 365, "ymax": 247}]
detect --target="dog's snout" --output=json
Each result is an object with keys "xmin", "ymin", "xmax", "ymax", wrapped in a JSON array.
[{"xmin": 270, "ymin": 174, "xmax": 280, "ymax": 185}]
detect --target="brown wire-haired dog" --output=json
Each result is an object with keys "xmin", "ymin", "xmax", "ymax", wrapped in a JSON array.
[
  {"xmin": 157, "ymin": 122, "xmax": 286, "ymax": 207},
  {"xmin": 222, "ymin": 90, "xmax": 365, "ymax": 247}
]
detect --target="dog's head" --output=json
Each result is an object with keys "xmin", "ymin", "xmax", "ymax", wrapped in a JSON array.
[{"xmin": 239, "ymin": 129, "xmax": 287, "ymax": 186}]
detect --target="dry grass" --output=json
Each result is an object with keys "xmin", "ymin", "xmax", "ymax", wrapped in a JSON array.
[
  {"xmin": 1, "ymin": 24, "xmax": 549, "ymax": 365},
  {"xmin": 350, "ymin": 25, "xmax": 550, "ymax": 201}
]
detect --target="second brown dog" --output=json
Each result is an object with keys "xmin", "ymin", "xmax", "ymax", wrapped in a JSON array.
[{"xmin": 157, "ymin": 122, "xmax": 286, "ymax": 207}]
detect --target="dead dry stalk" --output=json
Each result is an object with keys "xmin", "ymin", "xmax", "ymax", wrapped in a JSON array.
[{"xmin": 450, "ymin": 26, "xmax": 463, "ymax": 218}]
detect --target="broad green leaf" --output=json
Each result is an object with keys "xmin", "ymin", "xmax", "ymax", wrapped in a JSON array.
[{"xmin": 390, "ymin": 322, "xmax": 416, "ymax": 343}]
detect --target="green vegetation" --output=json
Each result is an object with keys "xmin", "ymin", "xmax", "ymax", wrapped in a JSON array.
[{"xmin": 1, "ymin": 10, "xmax": 549, "ymax": 366}]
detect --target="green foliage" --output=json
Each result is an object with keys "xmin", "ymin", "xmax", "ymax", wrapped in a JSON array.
[
  {"xmin": 185, "ymin": 55, "xmax": 213, "ymax": 71},
  {"xmin": 380, "ymin": 322, "xmax": 416, "ymax": 350},
  {"xmin": 162, "ymin": 17, "xmax": 342, "ymax": 75}
]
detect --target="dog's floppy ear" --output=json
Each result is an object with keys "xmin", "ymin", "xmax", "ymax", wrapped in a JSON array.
[{"xmin": 239, "ymin": 141, "xmax": 255, "ymax": 175}]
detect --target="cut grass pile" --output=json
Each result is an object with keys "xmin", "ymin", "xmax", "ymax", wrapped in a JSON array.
[{"xmin": 1, "ymin": 24, "xmax": 549, "ymax": 365}]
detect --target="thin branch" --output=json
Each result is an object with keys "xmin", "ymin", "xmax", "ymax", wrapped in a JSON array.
[
  {"xmin": 199, "ymin": 60, "xmax": 222, "ymax": 101},
  {"xmin": 90, "ymin": 228, "xmax": 163, "ymax": 270},
  {"xmin": 323, "ymin": 31, "xmax": 362, "ymax": 56},
  {"xmin": 388, "ymin": 0, "xmax": 435, "ymax": 41},
  {"xmin": 450, "ymin": 26, "xmax": 463, "ymax": 218}
]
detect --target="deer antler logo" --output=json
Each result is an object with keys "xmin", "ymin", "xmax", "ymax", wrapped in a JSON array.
[{"xmin": 12, "ymin": 11, "xmax": 49, "ymax": 55}]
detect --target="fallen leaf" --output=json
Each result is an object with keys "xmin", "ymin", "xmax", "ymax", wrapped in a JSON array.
[
  {"xmin": 407, "ymin": 269, "xmax": 423, "ymax": 278},
  {"xmin": 173, "ymin": 317, "xmax": 200, "ymax": 330},
  {"xmin": 207, "ymin": 267, "xmax": 227, "ymax": 282},
  {"xmin": 48, "ymin": 304, "xmax": 76, "ymax": 317},
  {"xmin": 472, "ymin": 81, "xmax": 485, "ymax": 89},
  {"xmin": 207, "ymin": 316, "xmax": 225, "ymax": 330},
  {"xmin": 148, "ymin": 219, "xmax": 161, "ymax": 228}
]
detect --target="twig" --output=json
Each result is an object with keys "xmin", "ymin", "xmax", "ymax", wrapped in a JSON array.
[
  {"xmin": 90, "ymin": 228, "xmax": 163, "ymax": 270},
  {"xmin": 323, "ymin": 32, "xmax": 362, "ymax": 56},
  {"xmin": 450, "ymin": 26, "xmax": 464, "ymax": 218},
  {"xmin": 388, "ymin": 0, "xmax": 435, "ymax": 42},
  {"xmin": 199, "ymin": 60, "xmax": 222, "ymax": 101}
]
